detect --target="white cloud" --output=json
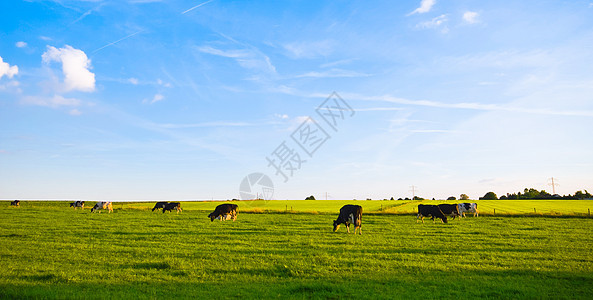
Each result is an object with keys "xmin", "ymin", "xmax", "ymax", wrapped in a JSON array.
[
  {"xmin": 143, "ymin": 93, "xmax": 164, "ymax": 104},
  {"xmin": 463, "ymin": 11, "xmax": 479, "ymax": 24},
  {"xmin": 416, "ymin": 14, "xmax": 448, "ymax": 32},
  {"xmin": 21, "ymin": 95, "xmax": 82, "ymax": 108},
  {"xmin": 15, "ymin": 41, "xmax": 27, "ymax": 48},
  {"xmin": 408, "ymin": 0, "xmax": 436, "ymax": 16},
  {"xmin": 0, "ymin": 56, "xmax": 19, "ymax": 79},
  {"xmin": 42, "ymin": 45, "xmax": 95, "ymax": 92},
  {"xmin": 128, "ymin": 77, "xmax": 139, "ymax": 85}
]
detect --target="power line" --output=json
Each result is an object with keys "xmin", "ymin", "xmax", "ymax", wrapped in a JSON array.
[
  {"xmin": 548, "ymin": 177, "xmax": 559, "ymax": 195},
  {"xmin": 409, "ymin": 185, "xmax": 418, "ymax": 200}
]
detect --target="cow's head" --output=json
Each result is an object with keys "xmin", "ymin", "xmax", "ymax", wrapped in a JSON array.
[
  {"xmin": 208, "ymin": 213, "xmax": 216, "ymax": 222},
  {"xmin": 333, "ymin": 220, "xmax": 340, "ymax": 232},
  {"xmin": 442, "ymin": 216, "xmax": 448, "ymax": 223}
]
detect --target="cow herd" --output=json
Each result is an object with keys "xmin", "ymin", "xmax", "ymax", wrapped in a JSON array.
[
  {"xmin": 417, "ymin": 203, "xmax": 479, "ymax": 223},
  {"xmin": 8, "ymin": 200, "xmax": 479, "ymax": 234}
]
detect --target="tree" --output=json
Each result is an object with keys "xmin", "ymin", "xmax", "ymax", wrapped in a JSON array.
[
  {"xmin": 575, "ymin": 190, "xmax": 592, "ymax": 199},
  {"xmin": 447, "ymin": 196, "xmax": 456, "ymax": 200},
  {"xmin": 460, "ymin": 194, "xmax": 469, "ymax": 200},
  {"xmin": 480, "ymin": 192, "xmax": 498, "ymax": 200},
  {"xmin": 390, "ymin": 197, "xmax": 394, "ymax": 200},
  {"xmin": 305, "ymin": 195, "xmax": 315, "ymax": 200}
]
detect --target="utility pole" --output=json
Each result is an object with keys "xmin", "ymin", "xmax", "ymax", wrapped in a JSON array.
[
  {"xmin": 548, "ymin": 177, "xmax": 559, "ymax": 195},
  {"xmin": 409, "ymin": 185, "xmax": 418, "ymax": 200}
]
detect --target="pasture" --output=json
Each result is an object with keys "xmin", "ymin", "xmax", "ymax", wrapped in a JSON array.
[{"xmin": 1, "ymin": 200, "xmax": 592, "ymax": 299}]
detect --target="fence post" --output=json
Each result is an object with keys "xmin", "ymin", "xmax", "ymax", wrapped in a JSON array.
[
  {"xmin": 534, "ymin": 208, "xmax": 536, "ymax": 214},
  {"xmin": 588, "ymin": 208, "xmax": 590, "ymax": 217},
  {"xmin": 493, "ymin": 208, "xmax": 496, "ymax": 215}
]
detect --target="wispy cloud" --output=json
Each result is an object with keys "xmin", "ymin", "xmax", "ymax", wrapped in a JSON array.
[
  {"xmin": 283, "ymin": 40, "xmax": 335, "ymax": 59},
  {"xmin": 92, "ymin": 30, "xmax": 144, "ymax": 54},
  {"xmin": 320, "ymin": 59, "xmax": 356, "ymax": 69},
  {"xmin": 196, "ymin": 44, "xmax": 276, "ymax": 74},
  {"xmin": 196, "ymin": 46, "xmax": 249, "ymax": 58},
  {"xmin": 70, "ymin": 4, "xmax": 103, "ymax": 26},
  {"xmin": 416, "ymin": 14, "xmax": 448, "ymax": 32},
  {"xmin": 295, "ymin": 68, "xmax": 371, "ymax": 78},
  {"xmin": 408, "ymin": 0, "xmax": 436, "ymax": 16},
  {"xmin": 462, "ymin": 11, "xmax": 479, "ymax": 24},
  {"xmin": 143, "ymin": 93, "xmax": 164, "ymax": 104},
  {"xmin": 159, "ymin": 121, "xmax": 254, "ymax": 129},
  {"xmin": 181, "ymin": 0, "xmax": 214, "ymax": 14},
  {"xmin": 15, "ymin": 41, "xmax": 27, "ymax": 48},
  {"xmin": 21, "ymin": 94, "xmax": 82, "ymax": 108},
  {"xmin": 355, "ymin": 107, "xmax": 404, "ymax": 112},
  {"xmin": 347, "ymin": 93, "xmax": 593, "ymax": 117}
]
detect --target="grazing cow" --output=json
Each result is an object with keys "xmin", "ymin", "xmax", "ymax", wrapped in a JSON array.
[
  {"xmin": 70, "ymin": 201, "xmax": 85, "ymax": 209},
  {"xmin": 213, "ymin": 214, "xmax": 233, "ymax": 221},
  {"xmin": 208, "ymin": 204, "xmax": 238, "ymax": 221},
  {"xmin": 10, "ymin": 200, "xmax": 20, "ymax": 207},
  {"xmin": 417, "ymin": 204, "xmax": 448, "ymax": 223},
  {"xmin": 152, "ymin": 202, "xmax": 168, "ymax": 212},
  {"xmin": 91, "ymin": 201, "xmax": 113, "ymax": 213},
  {"xmin": 458, "ymin": 203, "xmax": 479, "ymax": 217},
  {"xmin": 162, "ymin": 202, "xmax": 182, "ymax": 214},
  {"xmin": 333, "ymin": 205, "xmax": 362, "ymax": 234},
  {"xmin": 438, "ymin": 204, "xmax": 461, "ymax": 220}
]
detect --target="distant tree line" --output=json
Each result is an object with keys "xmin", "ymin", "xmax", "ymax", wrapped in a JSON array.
[{"xmin": 480, "ymin": 188, "xmax": 592, "ymax": 200}]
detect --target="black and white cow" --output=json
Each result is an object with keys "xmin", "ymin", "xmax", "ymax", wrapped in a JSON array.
[
  {"xmin": 333, "ymin": 205, "xmax": 362, "ymax": 234},
  {"xmin": 10, "ymin": 200, "xmax": 20, "ymax": 207},
  {"xmin": 458, "ymin": 203, "xmax": 478, "ymax": 217},
  {"xmin": 162, "ymin": 202, "xmax": 182, "ymax": 214},
  {"xmin": 91, "ymin": 201, "xmax": 113, "ymax": 213},
  {"xmin": 438, "ymin": 204, "xmax": 461, "ymax": 219},
  {"xmin": 70, "ymin": 201, "xmax": 85, "ymax": 209},
  {"xmin": 208, "ymin": 204, "xmax": 238, "ymax": 221},
  {"xmin": 417, "ymin": 204, "xmax": 447, "ymax": 223},
  {"xmin": 152, "ymin": 202, "xmax": 168, "ymax": 212}
]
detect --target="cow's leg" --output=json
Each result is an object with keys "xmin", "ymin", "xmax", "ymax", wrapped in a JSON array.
[{"xmin": 346, "ymin": 224, "xmax": 350, "ymax": 233}]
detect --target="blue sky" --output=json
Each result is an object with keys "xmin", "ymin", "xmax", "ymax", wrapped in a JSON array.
[{"xmin": 1, "ymin": 0, "xmax": 592, "ymax": 201}]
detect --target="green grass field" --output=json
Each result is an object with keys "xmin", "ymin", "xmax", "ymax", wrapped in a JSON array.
[{"xmin": 1, "ymin": 200, "xmax": 592, "ymax": 299}]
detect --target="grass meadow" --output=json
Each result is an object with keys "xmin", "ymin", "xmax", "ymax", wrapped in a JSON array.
[{"xmin": 1, "ymin": 200, "xmax": 592, "ymax": 299}]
